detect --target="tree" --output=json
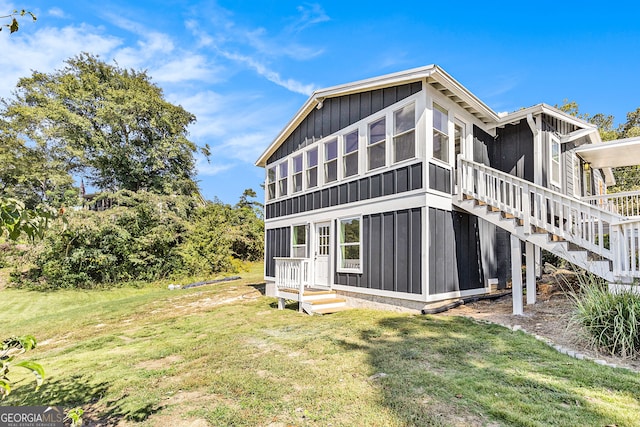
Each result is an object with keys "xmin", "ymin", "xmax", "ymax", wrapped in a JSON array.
[
  {"xmin": 0, "ymin": 9, "xmax": 36, "ymax": 33},
  {"xmin": 2, "ymin": 53, "xmax": 204, "ymax": 196}
]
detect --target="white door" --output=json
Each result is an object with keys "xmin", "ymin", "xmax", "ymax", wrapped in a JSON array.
[{"xmin": 314, "ymin": 222, "xmax": 331, "ymax": 287}]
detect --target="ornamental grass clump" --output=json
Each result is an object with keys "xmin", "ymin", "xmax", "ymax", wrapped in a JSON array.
[{"xmin": 569, "ymin": 271, "xmax": 640, "ymax": 358}]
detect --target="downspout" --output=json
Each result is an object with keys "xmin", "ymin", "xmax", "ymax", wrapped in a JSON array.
[{"xmin": 526, "ymin": 113, "xmax": 538, "ymax": 137}]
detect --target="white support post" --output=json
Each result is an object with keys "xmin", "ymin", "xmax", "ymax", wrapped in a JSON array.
[
  {"xmin": 510, "ymin": 234, "xmax": 524, "ymax": 315},
  {"xmin": 526, "ymin": 242, "xmax": 536, "ymax": 305}
]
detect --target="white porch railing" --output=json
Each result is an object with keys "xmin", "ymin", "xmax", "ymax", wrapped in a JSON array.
[
  {"xmin": 582, "ymin": 190, "xmax": 640, "ymax": 218},
  {"xmin": 274, "ymin": 256, "xmax": 309, "ymax": 294},
  {"xmin": 457, "ymin": 157, "xmax": 640, "ymax": 280}
]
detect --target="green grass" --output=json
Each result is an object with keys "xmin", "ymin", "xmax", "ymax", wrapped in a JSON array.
[{"xmin": 2, "ymin": 261, "xmax": 640, "ymax": 426}]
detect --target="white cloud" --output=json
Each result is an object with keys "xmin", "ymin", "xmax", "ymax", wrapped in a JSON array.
[
  {"xmin": 196, "ymin": 157, "xmax": 235, "ymax": 176},
  {"xmin": 48, "ymin": 7, "xmax": 66, "ymax": 18},
  {"xmin": 287, "ymin": 3, "xmax": 330, "ymax": 33}
]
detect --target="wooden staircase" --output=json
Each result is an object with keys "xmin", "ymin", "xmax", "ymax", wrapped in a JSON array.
[
  {"xmin": 277, "ymin": 287, "xmax": 348, "ymax": 315},
  {"xmin": 454, "ymin": 158, "xmax": 640, "ymax": 283}
]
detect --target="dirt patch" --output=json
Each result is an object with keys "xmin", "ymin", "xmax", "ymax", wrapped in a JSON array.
[{"xmin": 442, "ymin": 275, "xmax": 640, "ymax": 372}]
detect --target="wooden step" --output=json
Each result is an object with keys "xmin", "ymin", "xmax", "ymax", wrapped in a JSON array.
[
  {"xmin": 312, "ymin": 306, "xmax": 350, "ymax": 315},
  {"xmin": 307, "ymin": 298, "xmax": 346, "ymax": 305}
]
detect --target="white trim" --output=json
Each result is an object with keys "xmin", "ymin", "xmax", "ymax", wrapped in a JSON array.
[
  {"xmin": 336, "ymin": 216, "xmax": 363, "ymax": 274},
  {"xmin": 333, "ymin": 284, "xmax": 426, "ymax": 302},
  {"xmin": 549, "ymin": 133, "xmax": 562, "ymax": 188},
  {"xmin": 573, "ymin": 153, "xmax": 582, "ymax": 198},
  {"xmin": 425, "ymin": 287, "xmax": 489, "ymax": 303}
]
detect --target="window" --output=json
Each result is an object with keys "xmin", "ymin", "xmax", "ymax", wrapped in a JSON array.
[
  {"xmin": 324, "ymin": 138, "xmax": 338, "ymax": 183},
  {"xmin": 267, "ymin": 166, "xmax": 276, "ymax": 200},
  {"xmin": 344, "ymin": 130, "xmax": 359, "ymax": 177},
  {"xmin": 368, "ymin": 117, "xmax": 386, "ymax": 170},
  {"xmin": 278, "ymin": 162, "xmax": 288, "ymax": 197},
  {"xmin": 292, "ymin": 154, "xmax": 303, "ymax": 193},
  {"xmin": 432, "ymin": 103, "xmax": 449, "ymax": 163},
  {"xmin": 454, "ymin": 121, "xmax": 465, "ymax": 162},
  {"xmin": 292, "ymin": 224, "xmax": 307, "ymax": 258},
  {"xmin": 550, "ymin": 135, "xmax": 561, "ymax": 187},
  {"xmin": 394, "ymin": 103, "xmax": 415, "ymax": 162},
  {"xmin": 338, "ymin": 217, "xmax": 361, "ymax": 271},
  {"xmin": 306, "ymin": 148, "xmax": 318, "ymax": 188},
  {"xmin": 573, "ymin": 154, "xmax": 582, "ymax": 198}
]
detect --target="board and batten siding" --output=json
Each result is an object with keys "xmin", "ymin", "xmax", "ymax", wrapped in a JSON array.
[
  {"xmin": 267, "ymin": 82, "xmax": 422, "ymax": 165},
  {"xmin": 335, "ymin": 207, "xmax": 422, "ymax": 294},
  {"xmin": 265, "ymin": 227, "xmax": 291, "ymax": 278}
]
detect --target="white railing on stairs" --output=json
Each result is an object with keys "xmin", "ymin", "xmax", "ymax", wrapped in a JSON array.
[
  {"xmin": 582, "ymin": 190, "xmax": 640, "ymax": 219},
  {"xmin": 457, "ymin": 157, "xmax": 640, "ymax": 280},
  {"xmin": 274, "ymin": 257, "xmax": 309, "ymax": 295}
]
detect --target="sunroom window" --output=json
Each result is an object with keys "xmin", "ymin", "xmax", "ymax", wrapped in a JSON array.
[
  {"xmin": 292, "ymin": 154, "xmax": 303, "ymax": 193},
  {"xmin": 267, "ymin": 166, "xmax": 276, "ymax": 200},
  {"xmin": 550, "ymin": 134, "xmax": 561, "ymax": 187},
  {"xmin": 292, "ymin": 224, "xmax": 307, "ymax": 258},
  {"xmin": 368, "ymin": 117, "xmax": 386, "ymax": 170},
  {"xmin": 338, "ymin": 217, "xmax": 361, "ymax": 271},
  {"xmin": 432, "ymin": 103, "xmax": 449, "ymax": 163},
  {"xmin": 344, "ymin": 130, "xmax": 359, "ymax": 178},
  {"xmin": 278, "ymin": 162, "xmax": 288, "ymax": 197},
  {"xmin": 307, "ymin": 147, "xmax": 318, "ymax": 188},
  {"xmin": 324, "ymin": 138, "xmax": 338, "ymax": 183},
  {"xmin": 394, "ymin": 103, "xmax": 415, "ymax": 162}
]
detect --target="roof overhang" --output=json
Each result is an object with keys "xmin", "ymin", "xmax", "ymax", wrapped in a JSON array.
[
  {"xmin": 576, "ymin": 137, "xmax": 640, "ymax": 168},
  {"xmin": 255, "ymin": 64, "xmax": 500, "ymax": 167}
]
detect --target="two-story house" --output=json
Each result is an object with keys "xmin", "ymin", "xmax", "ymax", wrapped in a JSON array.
[{"xmin": 255, "ymin": 65, "xmax": 640, "ymax": 315}]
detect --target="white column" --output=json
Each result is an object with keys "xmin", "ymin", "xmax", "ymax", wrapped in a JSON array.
[
  {"xmin": 510, "ymin": 234, "xmax": 523, "ymax": 315},
  {"xmin": 526, "ymin": 242, "xmax": 536, "ymax": 305}
]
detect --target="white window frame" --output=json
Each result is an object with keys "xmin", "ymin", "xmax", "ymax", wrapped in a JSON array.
[
  {"xmin": 573, "ymin": 154, "xmax": 582, "ymax": 198},
  {"xmin": 549, "ymin": 134, "xmax": 561, "ymax": 187},
  {"xmin": 278, "ymin": 161, "xmax": 288, "ymax": 197},
  {"xmin": 292, "ymin": 153, "xmax": 303, "ymax": 193},
  {"xmin": 266, "ymin": 166, "xmax": 276, "ymax": 201},
  {"xmin": 291, "ymin": 224, "xmax": 308, "ymax": 258},
  {"xmin": 306, "ymin": 147, "xmax": 319, "ymax": 189},
  {"xmin": 324, "ymin": 138, "xmax": 338, "ymax": 183},
  {"xmin": 432, "ymin": 102, "xmax": 450, "ymax": 164},
  {"xmin": 393, "ymin": 102, "xmax": 416, "ymax": 163},
  {"xmin": 343, "ymin": 129, "xmax": 359, "ymax": 178},
  {"xmin": 337, "ymin": 216, "xmax": 362, "ymax": 273},
  {"xmin": 367, "ymin": 117, "xmax": 386, "ymax": 171}
]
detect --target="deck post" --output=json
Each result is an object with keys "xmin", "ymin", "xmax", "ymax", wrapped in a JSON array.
[
  {"xmin": 510, "ymin": 234, "xmax": 524, "ymax": 315},
  {"xmin": 526, "ymin": 242, "xmax": 536, "ymax": 305}
]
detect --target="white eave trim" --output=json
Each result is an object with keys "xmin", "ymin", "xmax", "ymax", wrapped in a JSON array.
[
  {"xmin": 576, "ymin": 136, "xmax": 640, "ymax": 169},
  {"xmin": 488, "ymin": 104, "xmax": 599, "ymax": 135},
  {"xmin": 255, "ymin": 64, "xmax": 500, "ymax": 167}
]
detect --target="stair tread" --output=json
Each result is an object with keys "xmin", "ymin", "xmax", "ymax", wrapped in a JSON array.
[
  {"xmin": 313, "ymin": 306, "xmax": 350, "ymax": 315},
  {"xmin": 279, "ymin": 288, "xmax": 334, "ymax": 295},
  {"xmin": 307, "ymin": 298, "xmax": 346, "ymax": 305}
]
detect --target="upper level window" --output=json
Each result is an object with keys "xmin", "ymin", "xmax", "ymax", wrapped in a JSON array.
[
  {"xmin": 454, "ymin": 121, "xmax": 465, "ymax": 162},
  {"xmin": 393, "ymin": 103, "xmax": 415, "ymax": 162},
  {"xmin": 324, "ymin": 138, "xmax": 338, "ymax": 183},
  {"xmin": 267, "ymin": 167, "xmax": 276, "ymax": 200},
  {"xmin": 432, "ymin": 103, "xmax": 449, "ymax": 163},
  {"xmin": 344, "ymin": 130, "xmax": 359, "ymax": 178},
  {"xmin": 307, "ymin": 147, "xmax": 318, "ymax": 189},
  {"xmin": 573, "ymin": 154, "xmax": 581, "ymax": 198},
  {"xmin": 278, "ymin": 162, "xmax": 288, "ymax": 197},
  {"xmin": 338, "ymin": 217, "xmax": 361, "ymax": 272},
  {"xmin": 292, "ymin": 154, "xmax": 303, "ymax": 193},
  {"xmin": 550, "ymin": 134, "xmax": 561, "ymax": 187},
  {"xmin": 368, "ymin": 117, "xmax": 386, "ymax": 170},
  {"xmin": 292, "ymin": 224, "xmax": 307, "ymax": 257}
]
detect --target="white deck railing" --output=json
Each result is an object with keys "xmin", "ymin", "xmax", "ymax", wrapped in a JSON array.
[
  {"xmin": 457, "ymin": 158, "xmax": 640, "ymax": 280},
  {"xmin": 274, "ymin": 257, "xmax": 309, "ymax": 294},
  {"xmin": 582, "ymin": 190, "xmax": 640, "ymax": 219}
]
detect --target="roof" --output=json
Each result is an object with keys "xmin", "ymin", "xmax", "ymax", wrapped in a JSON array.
[
  {"xmin": 576, "ymin": 136, "xmax": 640, "ymax": 168},
  {"xmin": 255, "ymin": 65, "xmax": 500, "ymax": 167}
]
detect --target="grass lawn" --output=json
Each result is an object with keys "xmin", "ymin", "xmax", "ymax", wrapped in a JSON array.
[{"xmin": 2, "ymin": 261, "xmax": 640, "ymax": 426}]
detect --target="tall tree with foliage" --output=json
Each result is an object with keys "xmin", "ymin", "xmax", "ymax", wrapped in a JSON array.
[{"xmin": 2, "ymin": 53, "xmax": 204, "ymax": 196}]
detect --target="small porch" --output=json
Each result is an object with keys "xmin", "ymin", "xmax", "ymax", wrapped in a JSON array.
[{"xmin": 274, "ymin": 257, "xmax": 347, "ymax": 315}]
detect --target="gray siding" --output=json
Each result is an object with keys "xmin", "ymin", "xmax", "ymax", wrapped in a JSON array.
[
  {"xmin": 265, "ymin": 227, "xmax": 291, "ymax": 277},
  {"xmin": 265, "ymin": 163, "xmax": 422, "ymax": 219},
  {"xmin": 428, "ymin": 208, "xmax": 488, "ymax": 295},
  {"xmin": 472, "ymin": 122, "xmax": 534, "ymax": 181},
  {"xmin": 428, "ymin": 163, "xmax": 451, "ymax": 193},
  {"xmin": 335, "ymin": 208, "xmax": 422, "ymax": 294},
  {"xmin": 267, "ymin": 82, "xmax": 422, "ymax": 164}
]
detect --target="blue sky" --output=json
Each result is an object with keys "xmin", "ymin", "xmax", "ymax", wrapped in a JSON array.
[{"xmin": 2, "ymin": 1, "xmax": 639, "ymax": 204}]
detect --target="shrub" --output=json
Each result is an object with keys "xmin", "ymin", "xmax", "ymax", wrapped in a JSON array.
[{"xmin": 569, "ymin": 271, "xmax": 640, "ymax": 358}]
